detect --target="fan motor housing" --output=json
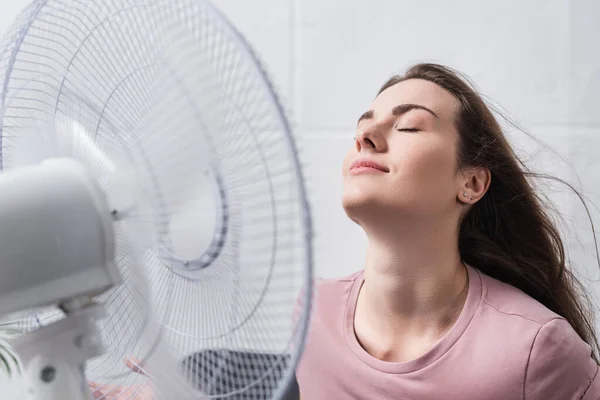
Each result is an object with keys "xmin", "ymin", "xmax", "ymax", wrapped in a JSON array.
[{"xmin": 0, "ymin": 158, "xmax": 119, "ymax": 316}]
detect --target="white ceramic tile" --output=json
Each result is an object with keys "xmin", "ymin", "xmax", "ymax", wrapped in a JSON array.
[
  {"xmin": 509, "ymin": 126, "xmax": 600, "ymax": 309},
  {"xmin": 568, "ymin": 0, "xmax": 600, "ymax": 125},
  {"xmin": 298, "ymin": 0, "xmax": 571, "ymax": 131},
  {"xmin": 561, "ymin": 128, "xmax": 600, "ymax": 291},
  {"xmin": 506, "ymin": 124, "xmax": 575, "ymax": 181}
]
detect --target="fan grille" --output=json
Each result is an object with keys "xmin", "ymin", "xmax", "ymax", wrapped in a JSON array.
[{"xmin": 0, "ymin": 0, "xmax": 313, "ymax": 398}]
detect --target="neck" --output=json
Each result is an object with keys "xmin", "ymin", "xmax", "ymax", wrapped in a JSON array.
[{"xmin": 358, "ymin": 216, "xmax": 468, "ymax": 335}]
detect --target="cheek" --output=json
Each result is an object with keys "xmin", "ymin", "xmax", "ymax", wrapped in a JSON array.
[{"xmin": 394, "ymin": 139, "xmax": 458, "ymax": 191}]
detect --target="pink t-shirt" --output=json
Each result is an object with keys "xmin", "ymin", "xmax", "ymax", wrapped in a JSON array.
[{"xmin": 295, "ymin": 264, "xmax": 600, "ymax": 399}]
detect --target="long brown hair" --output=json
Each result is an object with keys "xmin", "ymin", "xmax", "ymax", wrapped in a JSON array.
[{"xmin": 379, "ymin": 63, "xmax": 600, "ymax": 362}]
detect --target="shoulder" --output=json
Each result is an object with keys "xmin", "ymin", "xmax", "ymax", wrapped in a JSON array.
[
  {"xmin": 474, "ymin": 269, "xmax": 599, "ymax": 399},
  {"xmin": 524, "ymin": 318, "xmax": 599, "ymax": 399},
  {"xmin": 478, "ymin": 269, "xmax": 561, "ymax": 325}
]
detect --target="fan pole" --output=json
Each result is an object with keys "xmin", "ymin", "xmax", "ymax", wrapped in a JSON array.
[{"xmin": 11, "ymin": 302, "xmax": 107, "ymax": 400}]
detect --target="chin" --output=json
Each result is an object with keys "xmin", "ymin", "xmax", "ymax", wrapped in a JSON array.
[
  {"xmin": 341, "ymin": 191, "xmax": 387, "ymax": 223},
  {"xmin": 342, "ymin": 187, "xmax": 373, "ymax": 207},
  {"xmin": 342, "ymin": 188, "xmax": 425, "ymax": 225}
]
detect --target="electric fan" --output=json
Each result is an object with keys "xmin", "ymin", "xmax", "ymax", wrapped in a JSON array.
[{"xmin": 0, "ymin": 0, "xmax": 313, "ymax": 399}]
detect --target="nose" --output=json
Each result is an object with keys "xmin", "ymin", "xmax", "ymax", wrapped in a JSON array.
[{"xmin": 355, "ymin": 125, "xmax": 385, "ymax": 153}]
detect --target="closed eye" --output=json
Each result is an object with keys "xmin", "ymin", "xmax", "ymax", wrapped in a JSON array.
[{"xmin": 397, "ymin": 127, "xmax": 420, "ymax": 132}]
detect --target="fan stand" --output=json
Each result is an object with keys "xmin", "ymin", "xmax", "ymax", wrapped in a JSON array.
[{"xmin": 11, "ymin": 301, "xmax": 107, "ymax": 400}]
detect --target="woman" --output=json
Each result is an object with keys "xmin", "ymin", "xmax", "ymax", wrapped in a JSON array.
[
  {"xmin": 294, "ymin": 63, "xmax": 600, "ymax": 399},
  {"xmin": 93, "ymin": 63, "xmax": 600, "ymax": 399}
]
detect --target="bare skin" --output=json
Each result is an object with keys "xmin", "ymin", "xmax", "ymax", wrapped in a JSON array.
[
  {"xmin": 342, "ymin": 78, "xmax": 490, "ymax": 362},
  {"xmin": 89, "ymin": 358, "xmax": 152, "ymax": 399}
]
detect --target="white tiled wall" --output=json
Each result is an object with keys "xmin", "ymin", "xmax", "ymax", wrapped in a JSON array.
[{"xmin": 1, "ymin": 0, "xmax": 599, "ymax": 300}]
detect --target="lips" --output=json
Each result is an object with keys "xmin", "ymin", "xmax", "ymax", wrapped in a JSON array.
[{"xmin": 349, "ymin": 158, "xmax": 389, "ymax": 173}]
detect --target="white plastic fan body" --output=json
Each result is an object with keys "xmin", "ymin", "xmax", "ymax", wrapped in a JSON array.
[
  {"xmin": 0, "ymin": 158, "xmax": 117, "ymax": 317},
  {"xmin": 0, "ymin": 0, "xmax": 314, "ymax": 398},
  {"xmin": 0, "ymin": 157, "xmax": 118, "ymax": 399}
]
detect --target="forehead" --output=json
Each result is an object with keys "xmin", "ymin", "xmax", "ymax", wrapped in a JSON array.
[{"xmin": 371, "ymin": 78, "xmax": 458, "ymax": 121}]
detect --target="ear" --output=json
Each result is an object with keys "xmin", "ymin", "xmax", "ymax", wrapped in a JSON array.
[{"xmin": 457, "ymin": 166, "xmax": 491, "ymax": 204}]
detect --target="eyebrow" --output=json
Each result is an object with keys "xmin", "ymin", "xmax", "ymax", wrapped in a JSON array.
[{"xmin": 357, "ymin": 103, "xmax": 439, "ymax": 125}]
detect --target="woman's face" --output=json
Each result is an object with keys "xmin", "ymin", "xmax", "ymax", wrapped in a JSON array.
[{"xmin": 342, "ymin": 78, "xmax": 464, "ymax": 222}]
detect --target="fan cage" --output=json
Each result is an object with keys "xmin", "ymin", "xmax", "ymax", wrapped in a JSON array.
[{"xmin": 0, "ymin": 0, "xmax": 314, "ymax": 398}]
